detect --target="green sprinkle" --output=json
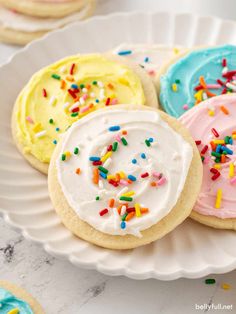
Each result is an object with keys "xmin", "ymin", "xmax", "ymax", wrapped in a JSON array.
[
  {"xmin": 121, "ymin": 213, "xmax": 128, "ymax": 221},
  {"xmin": 71, "ymin": 112, "xmax": 78, "ymax": 117},
  {"xmin": 121, "ymin": 137, "xmax": 128, "ymax": 146},
  {"xmin": 74, "ymin": 147, "xmax": 79, "ymax": 155},
  {"xmin": 145, "ymin": 139, "xmax": 151, "ymax": 147},
  {"xmin": 119, "ymin": 196, "xmax": 133, "ymax": 202},
  {"xmin": 215, "ymin": 157, "xmax": 221, "ymax": 163},
  {"xmin": 201, "ymin": 156, "xmax": 205, "ymax": 162},
  {"xmin": 211, "ymin": 151, "xmax": 221, "ymax": 158},
  {"xmin": 51, "ymin": 74, "xmax": 61, "ymax": 80},
  {"xmin": 112, "ymin": 141, "xmax": 118, "ymax": 152},
  {"xmin": 92, "ymin": 81, "xmax": 97, "ymax": 85},
  {"xmin": 175, "ymin": 79, "xmax": 181, "ymax": 84},
  {"xmin": 205, "ymin": 278, "xmax": 216, "ymax": 285},
  {"xmin": 49, "ymin": 118, "xmax": 54, "ymax": 124},
  {"xmin": 61, "ymin": 154, "xmax": 66, "ymax": 161},
  {"xmin": 98, "ymin": 166, "xmax": 108, "ymax": 174},
  {"xmin": 96, "ymin": 196, "xmax": 100, "ymax": 201},
  {"xmin": 80, "ymin": 84, "xmax": 85, "ymax": 89},
  {"xmin": 224, "ymin": 136, "xmax": 230, "ymax": 144}
]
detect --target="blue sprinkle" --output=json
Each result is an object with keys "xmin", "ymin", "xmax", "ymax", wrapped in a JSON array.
[
  {"xmin": 118, "ymin": 50, "xmax": 132, "ymax": 56},
  {"xmin": 120, "ymin": 221, "xmax": 126, "ymax": 229},
  {"xmin": 229, "ymin": 138, "xmax": 233, "ymax": 145},
  {"xmin": 89, "ymin": 156, "xmax": 100, "ymax": 161},
  {"xmin": 144, "ymin": 57, "xmax": 149, "ymax": 63},
  {"xmin": 55, "ymin": 127, "xmax": 60, "ymax": 132},
  {"xmin": 128, "ymin": 174, "xmax": 137, "ymax": 181},
  {"xmin": 141, "ymin": 153, "xmax": 146, "ymax": 159},
  {"xmin": 100, "ymin": 172, "xmax": 107, "ymax": 179},
  {"xmin": 71, "ymin": 84, "xmax": 78, "ymax": 89},
  {"xmin": 149, "ymin": 138, "xmax": 154, "ymax": 142},
  {"xmin": 53, "ymin": 140, "xmax": 57, "ymax": 145},
  {"xmin": 132, "ymin": 158, "xmax": 137, "ymax": 164},
  {"xmin": 108, "ymin": 125, "xmax": 121, "ymax": 132},
  {"xmin": 216, "ymin": 145, "xmax": 222, "ymax": 153},
  {"xmin": 223, "ymin": 146, "xmax": 233, "ymax": 155},
  {"xmin": 95, "ymin": 99, "xmax": 99, "ymax": 103}
]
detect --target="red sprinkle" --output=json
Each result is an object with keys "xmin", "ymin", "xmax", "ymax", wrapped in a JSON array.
[
  {"xmin": 99, "ymin": 208, "xmax": 108, "ymax": 216},
  {"xmin": 42, "ymin": 88, "xmax": 47, "ymax": 97},
  {"xmin": 141, "ymin": 172, "xmax": 149, "ymax": 178},
  {"xmin": 222, "ymin": 58, "xmax": 227, "ymax": 67},
  {"xmin": 107, "ymin": 144, "xmax": 112, "ymax": 151},
  {"xmin": 195, "ymin": 140, "xmax": 201, "ymax": 145},
  {"xmin": 217, "ymin": 79, "xmax": 225, "ymax": 86},
  {"xmin": 210, "ymin": 168, "xmax": 218, "ymax": 174},
  {"xmin": 68, "ymin": 89, "xmax": 77, "ymax": 99},
  {"xmin": 108, "ymin": 179, "xmax": 119, "ymax": 187},
  {"xmin": 72, "ymin": 107, "xmax": 79, "ymax": 113},
  {"xmin": 194, "ymin": 85, "xmax": 204, "ymax": 91},
  {"xmin": 201, "ymin": 145, "xmax": 208, "ymax": 155},
  {"xmin": 126, "ymin": 207, "xmax": 135, "ymax": 213},
  {"xmin": 222, "ymin": 88, "xmax": 227, "ymax": 94},
  {"xmin": 223, "ymin": 70, "xmax": 236, "ymax": 78},
  {"xmin": 105, "ymin": 97, "xmax": 111, "ymax": 106},
  {"xmin": 211, "ymin": 172, "xmax": 221, "ymax": 181},
  {"xmin": 70, "ymin": 63, "xmax": 75, "ymax": 75},
  {"xmin": 211, "ymin": 128, "xmax": 219, "ymax": 138},
  {"xmin": 93, "ymin": 161, "xmax": 102, "ymax": 166}
]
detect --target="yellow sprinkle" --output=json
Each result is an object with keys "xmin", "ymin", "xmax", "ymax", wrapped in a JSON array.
[
  {"xmin": 119, "ymin": 171, "xmax": 126, "ymax": 179},
  {"xmin": 232, "ymin": 134, "xmax": 236, "ymax": 140},
  {"xmin": 135, "ymin": 203, "xmax": 141, "ymax": 217},
  {"xmin": 213, "ymin": 140, "xmax": 225, "ymax": 144},
  {"xmin": 215, "ymin": 188, "xmax": 222, "ymax": 209},
  {"xmin": 118, "ymin": 77, "xmax": 129, "ymax": 85},
  {"xmin": 208, "ymin": 109, "xmax": 215, "ymax": 116},
  {"xmin": 229, "ymin": 162, "xmax": 235, "ymax": 178},
  {"xmin": 64, "ymin": 151, "xmax": 71, "ymax": 159},
  {"xmin": 122, "ymin": 191, "xmax": 135, "ymax": 197},
  {"xmin": 194, "ymin": 90, "xmax": 203, "ymax": 101},
  {"xmin": 221, "ymin": 283, "xmax": 231, "ymax": 290},
  {"xmin": 33, "ymin": 122, "xmax": 42, "ymax": 133},
  {"xmin": 173, "ymin": 47, "xmax": 179, "ymax": 54},
  {"xmin": 172, "ymin": 83, "xmax": 178, "ymax": 92},
  {"xmin": 101, "ymin": 151, "xmax": 112, "ymax": 163},
  {"xmin": 7, "ymin": 309, "xmax": 20, "ymax": 314},
  {"xmin": 107, "ymin": 174, "xmax": 115, "ymax": 180},
  {"xmin": 213, "ymin": 164, "xmax": 221, "ymax": 170}
]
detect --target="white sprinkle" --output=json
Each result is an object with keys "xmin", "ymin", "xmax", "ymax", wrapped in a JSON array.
[
  {"xmin": 97, "ymin": 81, "xmax": 104, "ymax": 88},
  {"xmin": 103, "ymin": 157, "xmax": 112, "ymax": 168},
  {"xmin": 69, "ymin": 101, "xmax": 80, "ymax": 112},
  {"xmin": 49, "ymin": 95, "xmax": 57, "ymax": 106},
  {"xmin": 226, "ymin": 82, "xmax": 236, "ymax": 92},
  {"xmin": 35, "ymin": 130, "xmax": 46, "ymax": 138},
  {"xmin": 60, "ymin": 65, "xmax": 66, "ymax": 73},
  {"xmin": 82, "ymin": 88, "xmax": 88, "ymax": 93},
  {"xmin": 63, "ymin": 102, "xmax": 70, "ymax": 109},
  {"xmin": 202, "ymin": 92, "xmax": 208, "ymax": 100},
  {"xmin": 98, "ymin": 180, "xmax": 104, "ymax": 189},
  {"xmin": 101, "ymin": 146, "xmax": 107, "ymax": 157},
  {"xmin": 120, "ymin": 205, "xmax": 126, "ymax": 215},
  {"xmin": 222, "ymin": 66, "xmax": 228, "ymax": 75},
  {"xmin": 90, "ymin": 92, "xmax": 95, "ymax": 98},
  {"xmin": 117, "ymin": 187, "xmax": 128, "ymax": 198},
  {"xmin": 80, "ymin": 97, "xmax": 85, "ymax": 105}
]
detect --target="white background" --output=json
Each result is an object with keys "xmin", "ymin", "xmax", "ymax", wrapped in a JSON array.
[{"xmin": 0, "ymin": 1, "xmax": 236, "ymax": 313}]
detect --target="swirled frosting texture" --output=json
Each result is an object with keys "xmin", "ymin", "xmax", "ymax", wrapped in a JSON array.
[
  {"xmin": 16, "ymin": 54, "xmax": 145, "ymax": 163},
  {"xmin": 180, "ymin": 94, "xmax": 236, "ymax": 218},
  {"xmin": 56, "ymin": 107, "xmax": 192, "ymax": 237},
  {"xmin": 160, "ymin": 45, "xmax": 236, "ymax": 118},
  {"xmin": 0, "ymin": 288, "xmax": 33, "ymax": 314}
]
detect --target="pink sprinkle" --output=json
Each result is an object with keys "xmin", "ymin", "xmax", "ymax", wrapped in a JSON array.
[
  {"xmin": 115, "ymin": 134, "xmax": 121, "ymax": 142},
  {"xmin": 80, "ymin": 105, "xmax": 90, "ymax": 113},
  {"xmin": 232, "ymin": 76, "xmax": 236, "ymax": 80},
  {"xmin": 120, "ymin": 179, "xmax": 129, "ymax": 186},
  {"xmin": 205, "ymin": 84, "xmax": 221, "ymax": 89},
  {"xmin": 230, "ymin": 177, "xmax": 236, "ymax": 185},
  {"xmin": 26, "ymin": 116, "xmax": 34, "ymax": 124},
  {"xmin": 203, "ymin": 156, "xmax": 211, "ymax": 164},
  {"xmin": 158, "ymin": 177, "xmax": 167, "ymax": 186},
  {"xmin": 111, "ymin": 98, "xmax": 118, "ymax": 105},
  {"xmin": 82, "ymin": 94, "xmax": 88, "ymax": 100},
  {"xmin": 182, "ymin": 104, "xmax": 189, "ymax": 110},
  {"xmin": 148, "ymin": 70, "xmax": 155, "ymax": 76},
  {"xmin": 152, "ymin": 171, "xmax": 161, "ymax": 179}
]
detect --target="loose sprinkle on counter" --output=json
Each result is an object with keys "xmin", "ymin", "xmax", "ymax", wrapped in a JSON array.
[
  {"xmin": 205, "ymin": 278, "xmax": 216, "ymax": 285},
  {"xmin": 75, "ymin": 168, "xmax": 81, "ymax": 175}
]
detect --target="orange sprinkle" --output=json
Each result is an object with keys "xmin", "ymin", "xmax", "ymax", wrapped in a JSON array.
[
  {"xmin": 150, "ymin": 181, "xmax": 157, "ymax": 187},
  {"xmin": 221, "ymin": 154, "xmax": 226, "ymax": 163},
  {"xmin": 86, "ymin": 84, "xmax": 91, "ymax": 90},
  {"xmin": 232, "ymin": 130, "xmax": 236, "ymax": 135},
  {"xmin": 210, "ymin": 141, "xmax": 216, "ymax": 151},
  {"xmin": 93, "ymin": 168, "xmax": 99, "ymax": 185},
  {"xmin": 109, "ymin": 198, "xmax": 115, "ymax": 208},
  {"xmin": 60, "ymin": 80, "xmax": 66, "ymax": 89},
  {"xmin": 127, "ymin": 179, "xmax": 133, "ymax": 184},
  {"xmin": 66, "ymin": 76, "xmax": 74, "ymax": 82},
  {"xmin": 115, "ymin": 173, "xmax": 121, "ymax": 181},
  {"xmin": 75, "ymin": 168, "xmax": 81, "ymax": 175},
  {"xmin": 122, "ymin": 130, "xmax": 127, "ymax": 135},
  {"xmin": 125, "ymin": 212, "xmax": 135, "ymax": 221},
  {"xmin": 141, "ymin": 208, "xmax": 149, "ymax": 214},
  {"xmin": 199, "ymin": 76, "xmax": 207, "ymax": 89},
  {"xmin": 206, "ymin": 90, "xmax": 216, "ymax": 97},
  {"xmin": 220, "ymin": 106, "xmax": 229, "ymax": 115},
  {"xmin": 108, "ymin": 83, "xmax": 114, "ymax": 89},
  {"xmin": 89, "ymin": 103, "xmax": 94, "ymax": 109}
]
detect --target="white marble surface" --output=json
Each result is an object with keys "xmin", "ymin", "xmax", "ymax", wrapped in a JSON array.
[{"xmin": 0, "ymin": 1, "xmax": 236, "ymax": 313}]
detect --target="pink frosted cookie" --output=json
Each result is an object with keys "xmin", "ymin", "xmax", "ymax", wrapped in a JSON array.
[{"xmin": 180, "ymin": 94, "xmax": 236, "ymax": 230}]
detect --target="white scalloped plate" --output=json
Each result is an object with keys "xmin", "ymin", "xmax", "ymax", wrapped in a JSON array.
[{"xmin": 1, "ymin": 12, "xmax": 236, "ymax": 280}]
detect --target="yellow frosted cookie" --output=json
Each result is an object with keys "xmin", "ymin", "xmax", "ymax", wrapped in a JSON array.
[{"xmin": 48, "ymin": 105, "xmax": 202, "ymax": 250}]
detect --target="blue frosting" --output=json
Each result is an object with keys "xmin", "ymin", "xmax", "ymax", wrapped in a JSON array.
[
  {"xmin": 0, "ymin": 288, "xmax": 33, "ymax": 314},
  {"xmin": 160, "ymin": 45, "xmax": 236, "ymax": 118}
]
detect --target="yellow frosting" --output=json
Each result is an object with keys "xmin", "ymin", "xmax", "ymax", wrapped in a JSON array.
[{"xmin": 16, "ymin": 54, "xmax": 146, "ymax": 163}]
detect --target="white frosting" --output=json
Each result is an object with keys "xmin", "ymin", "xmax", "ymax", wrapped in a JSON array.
[
  {"xmin": 56, "ymin": 107, "xmax": 193, "ymax": 237},
  {"xmin": 113, "ymin": 44, "xmax": 184, "ymax": 79},
  {"xmin": 0, "ymin": 2, "xmax": 90, "ymax": 32}
]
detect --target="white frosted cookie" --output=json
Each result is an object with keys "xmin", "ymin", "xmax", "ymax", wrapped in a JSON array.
[
  {"xmin": 48, "ymin": 105, "xmax": 202, "ymax": 250},
  {"xmin": 0, "ymin": 0, "xmax": 95, "ymax": 45},
  {"xmin": 0, "ymin": 0, "xmax": 86, "ymax": 18},
  {"xmin": 0, "ymin": 281, "xmax": 44, "ymax": 313},
  {"xmin": 112, "ymin": 43, "xmax": 187, "ymax": 84}
]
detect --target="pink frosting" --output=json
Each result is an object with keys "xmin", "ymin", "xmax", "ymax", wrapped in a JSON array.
[{"xmin": 179, "ymin": 94, "xmax": 236, "ymax": 219}]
